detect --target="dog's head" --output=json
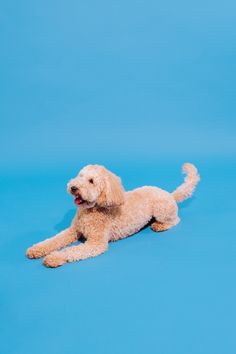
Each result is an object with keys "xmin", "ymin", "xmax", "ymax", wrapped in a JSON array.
[{"xmin": 67, "ymin": 165, "xmax": 125, "ymax": 209}]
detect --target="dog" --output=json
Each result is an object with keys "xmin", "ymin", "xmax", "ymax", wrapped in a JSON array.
[{"xmin": 26, "ymin": 163, "xmax": 200, "ymax": 267}]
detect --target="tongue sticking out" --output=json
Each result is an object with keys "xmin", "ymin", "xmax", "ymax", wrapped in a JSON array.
[{"xmin": 74, "ymin": 196, "xmax": 83, "ymax": 205}]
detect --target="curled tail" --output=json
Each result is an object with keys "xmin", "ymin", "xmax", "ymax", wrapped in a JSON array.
[{"xmin": 172, "ymin": 163, "xmax": 200, "ymax": 203}]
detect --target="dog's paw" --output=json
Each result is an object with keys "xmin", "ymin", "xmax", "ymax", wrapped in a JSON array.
[
  {"xmin": 43, "ymin": 252, "xmax": 66, "ymax": 268},
  {"xmin": 26, "ymin": 245, "xmax": 47, "ymax": 259},
  {"xmin": 151, "ymin": 222, "xmax": 170, "ymax": 232}
]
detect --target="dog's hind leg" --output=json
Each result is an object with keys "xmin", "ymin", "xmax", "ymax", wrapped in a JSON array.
[
  {"xmin": 151, "ymin": 218, "xmax": 180, "ymax": 232},
  {"xmin": 26, "ymin": 227, "xmax": 78, "ymax": 259},
  {"xmin": 151, "ymin": 199, "xmax": 180, "ymax": 232}
]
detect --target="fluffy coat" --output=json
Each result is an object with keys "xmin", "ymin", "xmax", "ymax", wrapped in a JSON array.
[{"xmin": 26, "ymin": 163, "xmax": 200, "ymax": 267}]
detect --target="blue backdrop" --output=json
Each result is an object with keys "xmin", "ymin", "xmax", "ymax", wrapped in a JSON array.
[{"xmin": 1, "ymin": 0, "xmax": 236, "ymax": 353}]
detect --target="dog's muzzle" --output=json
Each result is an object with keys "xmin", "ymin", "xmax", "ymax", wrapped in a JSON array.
[
  {"xmin": 70, "ymin": 186, "xmax": 85, "ymax": 206},
  {"xmin": 74, "ymin": 194, "xmax": 85, "ymax": 206},
  {"xmin": 71, "ymin": 186, "xmax": 78, "ymax": 194}
]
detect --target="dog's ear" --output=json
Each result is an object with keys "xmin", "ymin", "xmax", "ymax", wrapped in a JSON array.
[{"xmin": 97, "ymin": 168, "xmax": 125, "ymax": 208}]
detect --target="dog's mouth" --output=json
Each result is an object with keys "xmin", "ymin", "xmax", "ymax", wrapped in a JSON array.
[{"xmin": 74, "ymin": 194, "xmax": 86, "ymax": 206}]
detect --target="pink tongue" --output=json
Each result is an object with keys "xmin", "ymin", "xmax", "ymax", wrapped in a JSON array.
[{"xmin": 74, "ymin": 197, "xmax": 82, "ymax": 205}]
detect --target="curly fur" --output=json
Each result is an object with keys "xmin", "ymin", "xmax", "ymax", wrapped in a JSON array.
[{"xmin": 26, "ymin": 163, "xmax": 200, "ymax": 267}]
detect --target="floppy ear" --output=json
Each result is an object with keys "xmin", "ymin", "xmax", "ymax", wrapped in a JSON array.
[{"xmin": 97, "ymin": 169, "xmax": 125, "ymax": 208}]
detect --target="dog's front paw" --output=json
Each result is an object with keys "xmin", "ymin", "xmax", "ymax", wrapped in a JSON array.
[
  {"xmin": 26, "ymin": 245, "xmax": 47, "ymax": 259},
  {"xmin": 43, "ymin": 252, "xmax": 66, "ymax": 268}
]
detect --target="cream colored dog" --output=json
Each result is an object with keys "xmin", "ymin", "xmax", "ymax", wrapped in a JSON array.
[{"xmin": 26, "ymin": 163, "xmax": 200, "ymax": 267}]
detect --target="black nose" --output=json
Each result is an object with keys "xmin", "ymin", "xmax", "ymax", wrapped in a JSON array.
[{"xmin": 71, "ymin": 186, "xmax": 78, "ymax": 194}]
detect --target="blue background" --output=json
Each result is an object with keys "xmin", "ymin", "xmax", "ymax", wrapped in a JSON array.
[{"xmin": 1, "ymin": 0, "xmax": 236, "ymax": 353}]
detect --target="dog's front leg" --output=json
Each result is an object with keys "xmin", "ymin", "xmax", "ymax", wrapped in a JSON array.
[
  {"xmin": 26, "ymin": 227, "xmax": 79, "ymax": 259},
  {"xmin": 43, "ymin": 237, "xmax": 108, "ymax": 268}
]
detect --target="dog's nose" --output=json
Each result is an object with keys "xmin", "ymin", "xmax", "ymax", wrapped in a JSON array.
[{"xmin": 71, "ymin": 186, "xmax": 78, "ymax": 194}]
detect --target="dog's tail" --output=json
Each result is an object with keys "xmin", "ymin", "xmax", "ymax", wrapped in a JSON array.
[{"xmin": 172, "ymin": 163, "xmax": 200, "ymax": 203}]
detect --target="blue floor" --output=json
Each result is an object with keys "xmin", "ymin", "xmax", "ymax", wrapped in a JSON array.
[{"xmin": 1, "ymin": 158, "xmax": 236, "ymax": 354}]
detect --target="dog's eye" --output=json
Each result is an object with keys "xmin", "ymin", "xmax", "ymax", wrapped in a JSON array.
[{"xmin": 89, "ymin": 178, "xmax": 94, "ymax": 184}]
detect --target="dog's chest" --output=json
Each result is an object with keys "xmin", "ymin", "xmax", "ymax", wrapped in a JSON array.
[{"xmin": 73, "ymin": 209, "xmax": 108, "ymax": 237}]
